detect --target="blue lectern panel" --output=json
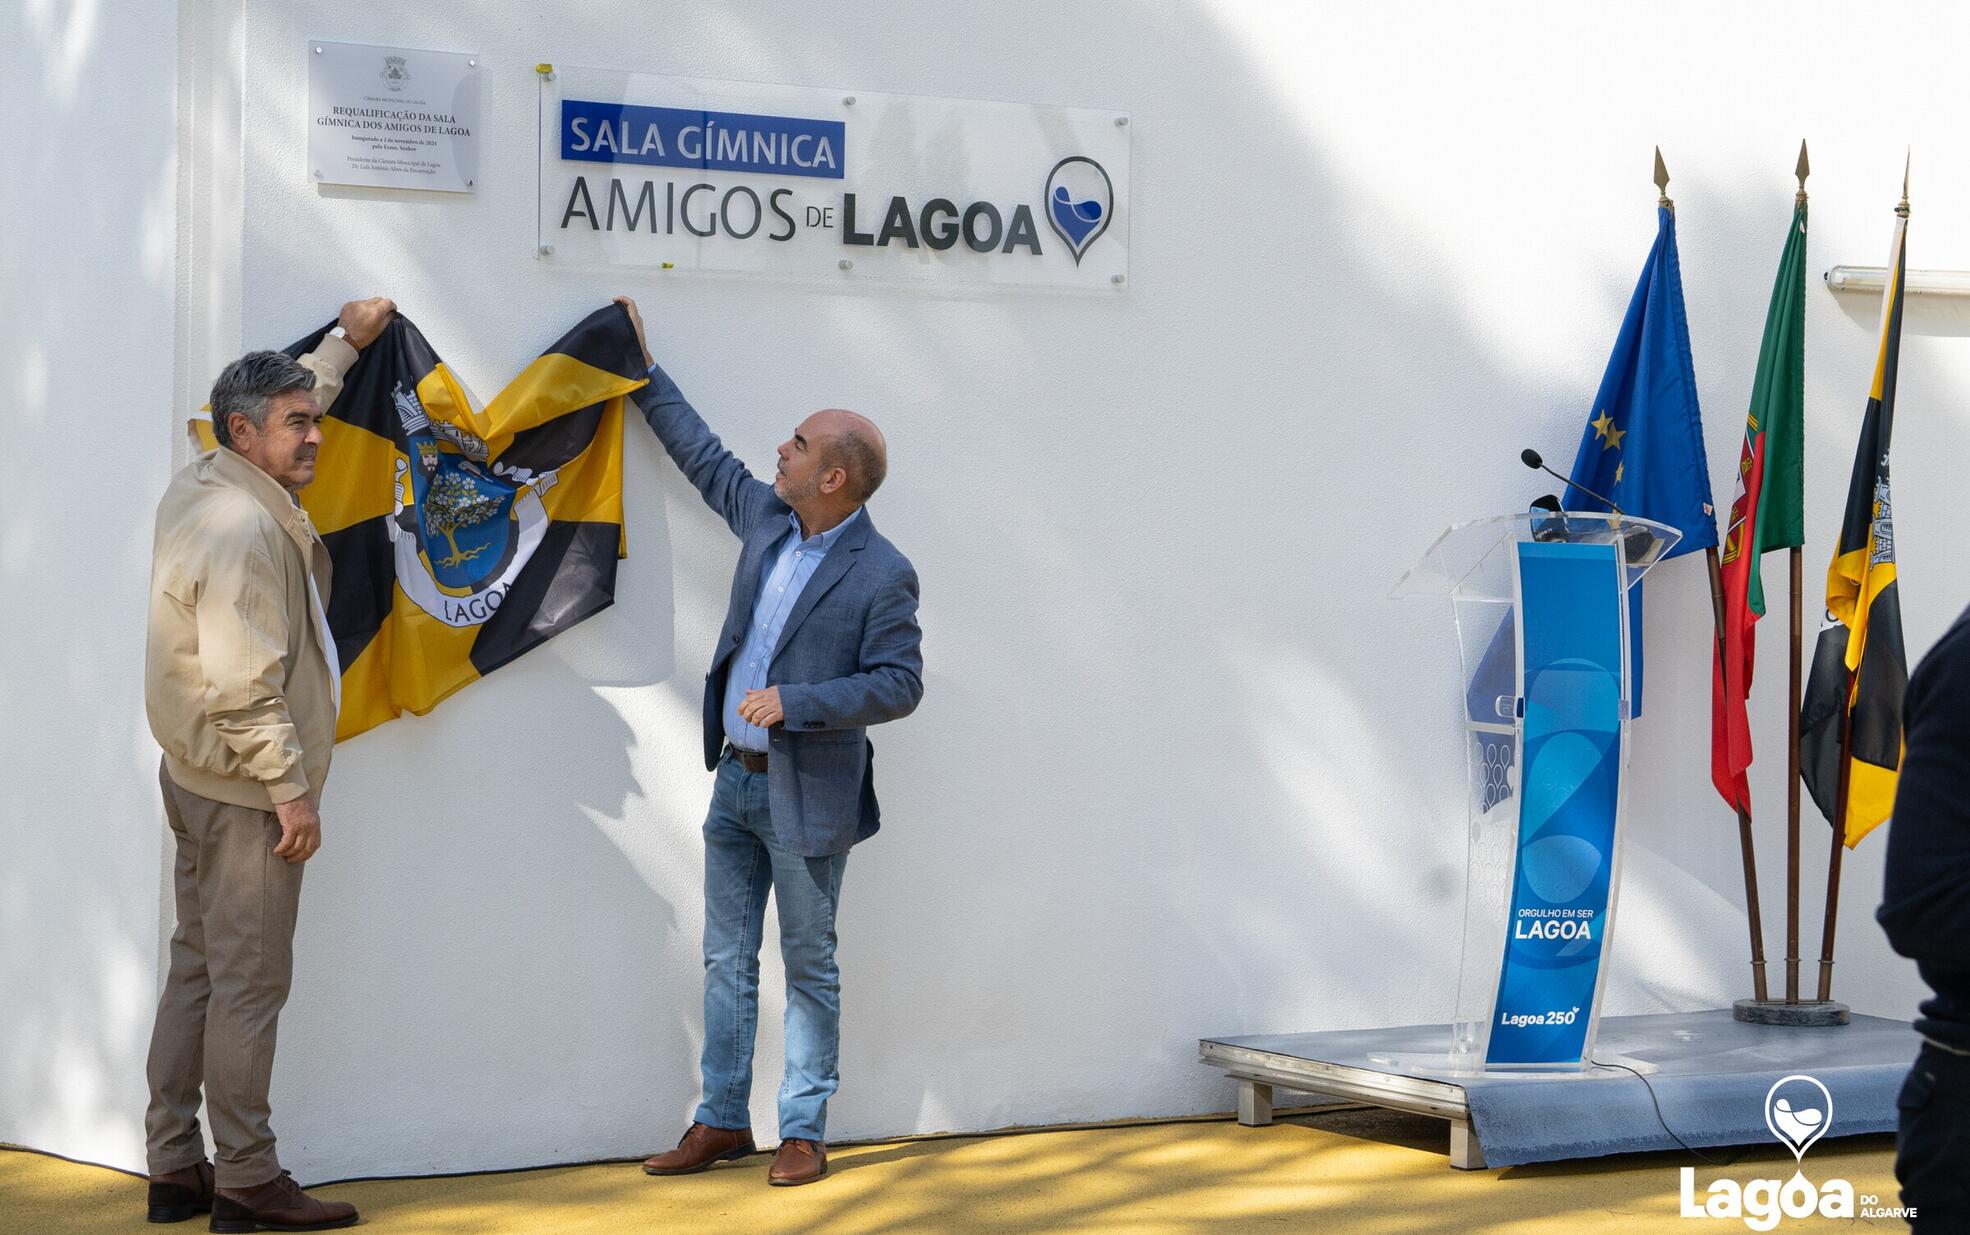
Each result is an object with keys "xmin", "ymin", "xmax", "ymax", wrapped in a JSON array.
[{"xmin": 1486, "ymin": 541, "xmax": 1623, "ymax": 1068}]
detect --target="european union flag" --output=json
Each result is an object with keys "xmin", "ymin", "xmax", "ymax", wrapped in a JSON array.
[{"xmin": 1563, "ymin": 205, "xmax": 1718, "ymax": 714}]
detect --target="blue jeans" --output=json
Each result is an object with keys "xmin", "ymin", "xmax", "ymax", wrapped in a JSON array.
[{"xmin": 695, "ymin": 753, "xmax": 849, "ymax": 1142}]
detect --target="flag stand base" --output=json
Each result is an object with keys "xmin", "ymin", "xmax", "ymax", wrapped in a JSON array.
[{"xmin": 1733, "ymin": 998, "xmax": 1849, "ymax": 1027}]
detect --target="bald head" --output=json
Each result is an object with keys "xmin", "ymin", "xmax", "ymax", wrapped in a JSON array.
[{"xmin": 810, "ymin": 408, "xmax": 888, "ymax": 505}]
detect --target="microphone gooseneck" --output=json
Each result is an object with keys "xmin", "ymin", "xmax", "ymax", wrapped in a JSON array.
[{"xmin": 1519, "ymin": 446, "xmax": 1626, "ymax": 517}]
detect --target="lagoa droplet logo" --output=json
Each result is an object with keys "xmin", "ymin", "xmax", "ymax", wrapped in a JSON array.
[
  {"xmin": 1765, "ymin": 1074, "xmax": 1831, "ymax": 1162},
  {"xmin": 1675, "ymin": 1073, "xmax": 1890, "ymax": 1230},
  {"xmin": 1043, "ymin": 157, "xmax": 1113, "ymax": 266}
]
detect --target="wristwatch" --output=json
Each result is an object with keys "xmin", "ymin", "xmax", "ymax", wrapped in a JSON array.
[{"xmin": 327, "ymin": 325, "xmax": 351, "ymax": 345}]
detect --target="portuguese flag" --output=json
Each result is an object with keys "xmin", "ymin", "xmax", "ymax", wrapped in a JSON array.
[{"xmin": 1710, "ymin": 198, "xmax": 1808, "ymax": 813}]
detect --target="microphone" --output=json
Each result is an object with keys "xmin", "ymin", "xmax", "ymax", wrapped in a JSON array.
[{"xmin": 1520, "ymin": 448, "xmax": 1625, "ymax": 516}]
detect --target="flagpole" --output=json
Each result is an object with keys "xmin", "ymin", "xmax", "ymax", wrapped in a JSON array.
[
  {"xmin": 1818, "ymin": 684, "xmax": 1854, "ymax": 1001},
  {"xmin": 1663, "ymin": 145, "xmax": 1771, "ymax": 1003},
  {"xmin": 1817, "ymin": 160, "xmax": 1909, "ymax": 1004},
  {"xmin": 1787, "ymin": 545, "xmax": 1803, "ymax": 1002},
  {"xmin": 1785, "ymin": 142, "xmax": 1809, "ymax": 1005},
  {"xmin": 1710, "ymin": 547, "xmax": 1770, "ymax": 1001}
]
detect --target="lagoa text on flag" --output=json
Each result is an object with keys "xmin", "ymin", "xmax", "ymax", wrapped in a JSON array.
[{"xmin": 193, "ymin": 305, "xmax": 648, "ymax": 740}]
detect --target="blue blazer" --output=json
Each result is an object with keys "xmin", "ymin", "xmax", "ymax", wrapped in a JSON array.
[{"xmin": 633, "ymin": 366, "xmax": 924, "ymax": 856}]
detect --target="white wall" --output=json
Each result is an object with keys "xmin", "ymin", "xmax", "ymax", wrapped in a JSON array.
[
  {"xmin": 11, "ymin": 0, "xmax": 1969, "ymax": 1180},
  {"xmin": 0, "ymin": 0, "xmax": 178, "ymax": 1168}
]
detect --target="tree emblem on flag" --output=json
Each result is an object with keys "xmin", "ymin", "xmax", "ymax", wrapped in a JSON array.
[{"xmin": 424, "ymin": 471, "xmax": 502, "ymax": 567}]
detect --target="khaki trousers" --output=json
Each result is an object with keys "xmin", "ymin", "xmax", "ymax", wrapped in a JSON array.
[{"xmin": 144, "ymin": 762, "xmax": 304, "ymax": 1188}]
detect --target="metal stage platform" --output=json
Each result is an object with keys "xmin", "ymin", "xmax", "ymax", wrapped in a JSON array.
[{"xmin": 1200, "ymin": 1010, "xmax": 1915, "ymax": 1170}]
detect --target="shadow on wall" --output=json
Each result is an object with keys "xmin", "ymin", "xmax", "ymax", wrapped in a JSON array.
[
  {"xmin": 0, "ymin": 0, "xmax": 177, "ymax": 1171},
  {"xmin": 808, "ymin": 70, "xmax": 1619, "ymax": 1147},
  {"xmin": 775, "ymin": 5, "xmax": 1965, "ymax": 1144},
  {"xmin": 16, "ymin": 0, "xmax": 1968, "ymax": 1183},
  {"xmin": 261, "ymin": 409, "xmax": 699, "ymax": 1176},
  {"xmin": 275, "ymin": 660, "xmax": 697, "ymax": 1176}
]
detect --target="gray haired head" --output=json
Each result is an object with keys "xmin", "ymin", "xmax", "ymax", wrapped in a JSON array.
[{"xmin": 210, "ymin": 351, "xmax": 316, "ymax": 449}]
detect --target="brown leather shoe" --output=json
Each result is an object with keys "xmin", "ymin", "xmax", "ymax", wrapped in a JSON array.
[
  {"xmin": 146, "ymin": 1160, "xmax": 214, "ymax": 1223},
  {"xmin": 768, "ymin": 1138, "xmax": 828, "ymax": 1186},
  {"xmin": 210, "ymin": 1171, "xmax": 357, "ymax": 1232},
  {"xmin": 642, "ymin": 1122, "xmax": 757, "ymax": 1175}
]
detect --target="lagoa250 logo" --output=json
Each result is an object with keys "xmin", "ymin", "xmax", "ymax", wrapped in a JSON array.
[{"xmin": 1677, "ymin": 1074, "xmax": 1911, "ymax": 1229}]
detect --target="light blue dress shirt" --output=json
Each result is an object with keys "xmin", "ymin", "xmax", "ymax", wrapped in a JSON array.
[{"xmin": 724, "ymin": 506, "xmax": 863, "ymax": 752}]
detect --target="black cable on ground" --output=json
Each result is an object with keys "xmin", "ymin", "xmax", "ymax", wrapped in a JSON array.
[
  {"xmin": 0, "ymin": 1144, "xmax": 145, "ymax": 1181},
  {"xmin": 1590, "ymin": 1059, "xmax": 1744, "ymax": 1167}
]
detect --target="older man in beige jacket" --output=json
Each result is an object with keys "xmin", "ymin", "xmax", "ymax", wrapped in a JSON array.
[{"xmin": 141, "ymin": 298, "xmax": 391, "ymax": 1233}]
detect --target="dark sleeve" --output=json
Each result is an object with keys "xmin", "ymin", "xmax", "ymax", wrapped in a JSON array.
[
  {"xmin": 1877, "ymin": 609, "xmax": 1970, "ymax": 962},
  {"xmin": 777, "ymin": 565, "xmax": 925, "ymax": 731},
  {"xmin": 629, "ymin": 360, "xmax": 778, "ymax": 540}
]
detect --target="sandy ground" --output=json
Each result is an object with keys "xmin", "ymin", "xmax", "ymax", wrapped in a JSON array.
[{"xmin": 0, "ymin": 1108, "xmax": 1907, "ymax": 1234}]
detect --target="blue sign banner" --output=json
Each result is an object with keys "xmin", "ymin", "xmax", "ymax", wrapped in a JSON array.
[
  {"xmin": 1487, "ymin": 540, "xmax": 1625, "ymax": 1068},
  {"xmin": 560, "ymin": 99, "xmax": 845, "ymax": 179}
]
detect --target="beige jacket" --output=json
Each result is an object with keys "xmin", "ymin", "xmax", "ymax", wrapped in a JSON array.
[{"xmin": 146, "ymin": 338, "xmax": 357, "ymax": 809}]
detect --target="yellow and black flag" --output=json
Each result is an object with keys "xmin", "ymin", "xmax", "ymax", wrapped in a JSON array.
[
  {"xmin": 194, "ymin": 304, "xmax": 647, "ymax": 740},
  {"xmin": 1799, "ymin": 202, "xmax": 1909, "ymax": 847}
]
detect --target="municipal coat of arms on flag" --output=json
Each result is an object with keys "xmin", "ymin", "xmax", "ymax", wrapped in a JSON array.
[
  {"xmin": 1799, "ymin": 205, "xmax": 1911, "ymax": 848},
  {"xmin": 192, "ymin": 304, "xmax": 648, "ymax": 740}
]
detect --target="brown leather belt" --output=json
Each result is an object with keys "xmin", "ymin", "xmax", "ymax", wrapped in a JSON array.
[{"xmin": 728, "ymin": 745, "xmax": 769, "ymax": 773}]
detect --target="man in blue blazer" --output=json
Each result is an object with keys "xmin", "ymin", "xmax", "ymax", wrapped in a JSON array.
[{"xmin": 617, "ymin": 298, "xmax": 923, "ymax": 1187}]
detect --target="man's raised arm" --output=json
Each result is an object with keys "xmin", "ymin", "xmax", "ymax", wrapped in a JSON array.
[
  {"xmin": 297, "ymin": 296, "xmax": 396, "ymax": 413},
  {"xmin": 615, "ymin": 295, "xmax": 777, "ymax": 540}
]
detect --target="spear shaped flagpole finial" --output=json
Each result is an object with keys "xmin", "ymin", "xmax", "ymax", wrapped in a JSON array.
[
  {"xmin": 1655, "ymin": 146, "xmax": 1673, "ymax": 210},
  {"xmin": 1899, "ymin": 148, "xmax": 1910, "ymax": 217},
  {"xmin": 1796, "ymin": 140, "xmax": 1810, "ymax": 203}
]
